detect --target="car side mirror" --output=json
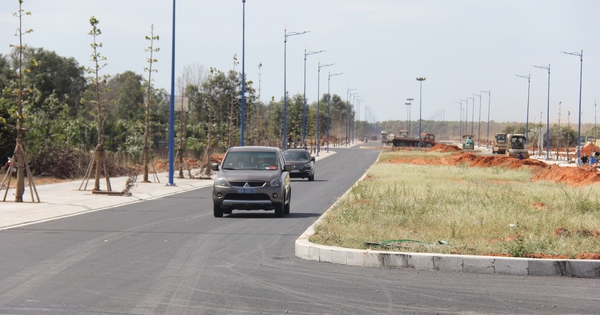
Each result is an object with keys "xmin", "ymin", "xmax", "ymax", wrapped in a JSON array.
[
  {"xmin": 210, "ymin": 163, "xmax": 219, "ymax": 171},
  {"xmin": 310, "ymin": 157, "xmax": 315, "ymax": 162},
  {"xmin": 284, "ymin": 165, "xmax": 293, "ymax": 172}
]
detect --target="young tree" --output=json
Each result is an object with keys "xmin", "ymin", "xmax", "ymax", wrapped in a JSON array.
[
  {"xmin": 6, "ymin": 0, "xmax": 38, "ymax": 202},
  {"xmin": 141, "ymin": 25, "xmax": 159, "ymax": 182},
  {"xmin": 81, "ymin": 16, "xmax": 112, "ymax": 192}
]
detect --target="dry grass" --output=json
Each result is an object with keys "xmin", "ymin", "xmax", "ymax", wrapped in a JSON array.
[{"xmin": 310, "ymin": 150, "xmax": 600, "ymax": 258}]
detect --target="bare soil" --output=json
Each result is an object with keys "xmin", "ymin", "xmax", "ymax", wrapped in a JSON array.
[{"xmin": 390, "ymin": 143, "xmax": 600, "ymax": 186}]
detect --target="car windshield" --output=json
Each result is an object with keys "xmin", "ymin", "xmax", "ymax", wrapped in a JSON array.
[
  {"xmin": 284, "ymin": 151, "xmax": 310, "ymax": 161},
  {"xmin": 222, "ymin": 151, "xmax": 278, "ymax": 170}
]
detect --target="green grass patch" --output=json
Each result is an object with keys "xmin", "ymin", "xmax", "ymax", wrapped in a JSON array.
[{"xmin": 309, "ymin": 150, "xmax": 600, "ymax": 258}]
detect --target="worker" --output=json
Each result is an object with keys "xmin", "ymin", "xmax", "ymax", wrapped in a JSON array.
[{"xmin": 589, "ymin": 154, "xmax": 597, "ymax": 166}]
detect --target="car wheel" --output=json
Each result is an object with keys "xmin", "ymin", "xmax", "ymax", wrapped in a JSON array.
[
  {"xmin": 284, "ymin": 191, "xmax": 291, "ymax": 215},
  {"xmin": 308, "ymin": 173, "xmax": 314, "ymax": 181},
  {"xmin": 213, "ymin": 204, "xmax": 223, "ymax": 217},
  {"xmin": 274, "ymin": 201, "xmax": 284, "ymax": 218}
]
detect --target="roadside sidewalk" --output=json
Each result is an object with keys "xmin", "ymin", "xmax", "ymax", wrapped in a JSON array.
[{"xmin": 0, "ymin": 173, "xmax": 214, "ymax": 230}]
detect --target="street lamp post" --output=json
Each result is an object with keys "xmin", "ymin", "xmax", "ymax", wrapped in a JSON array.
[
  {"xmin": 416, "ymin": 77, "xmax": 426, "ymax": 147},
  {"xmin": 406, "ymin": 98, "xmax": 414, "ymax": 133},
  {"xmin": 480, "ymin": 90, "xmax": 491, "ymax": 148},
  {"xmin": 240, "ymin": 0, "xmax": 246, "ymax": 146},
  {"xmin": 302, "ymin": 48, "xmax": 324, "ymax": 148},
  {"xmin": 346, "ymin": 88, "xmax": 357, "ymax": 146},
  {"xmin": 404, "ymin": 102, "xmax": 411, "ymax": 131},
  {"xmin": 167, "ymin": 0, "xmax": 177, "ymax": 186},
  {"xmin": 357, "ymin": 98, "xmax": 365, "ymax": 141},
  {"xmin": 516, "ymin": 74, "xmax": 531, "ymax": 149},
  {"xmin": 466, "ymin": 97, "xmax": 475, "ymax": 136},
  {"xmin": 533, "ymin": 64, "xmax": 551, "ymax": 160},
  {"xmin": 327, "ymin": 72, "xmax": 342, "ymax": 152},
  {"xmin": 562, "ymin": 50, "xmax": 583, "ymax": 165},
  {"xmin": 455, "ymin": 101, "xmax": 463, "ymax": 140},
  {"xmin": 316, "ymin": 62, "xmax": 333, "ymax": 156},
  {"xmin": 283, "ymin": 28, "xmax": 309, "ymax": 150},
  {"xmin": 473, "ymin": 93, "xmax": 482, "ymax": 146}
]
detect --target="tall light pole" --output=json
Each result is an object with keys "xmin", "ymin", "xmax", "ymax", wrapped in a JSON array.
[
  {"xmin": 473, "ymin": 93, "xmax": 482, "ymax": 146},
  {"xmin": 167, "ymin": 0, "xmax": 177, "ymax": 186},
  {"xmin": 346, "ymin": 88, "xmax": 357, "ymax": 146},
  {"xmin": 240, "ymin": 0, "xmax": 246, "ymax": 146},
  {"xmin": 416, "ymin": 77, "xmax": 426, "ymax": 146},
  {"xmin": 404, "ymin": 102, "xmax": 411, "ymax": 131},
  {"xmin": 516, "ymin": 74, "xmax": 531, "ymax": 148},
  {"xmin": 316, "ymin": 62, "xmax": 333, "ymax": 156},
  {"xmin": 357, "ymin": 98, "xmax": 365, "ymax": 140},
  {"xmin": 466, "ymin": 97, "xmax": 475, "ymax": 136},
  {"xmin": 351, "ymin": 93, "xmax": 360, "ymax": 143},
  {"xmin": 562, "ymin": 50, "xmax": 583, "ymax": 165},
  {"xmin": 406, "ymin": 98, "xmax": 414, "ymax": 133},
  {"xmin": 455, "ymin": 101, "xmax": 463, "ymax": 139},
  {"xmin": 481, "ymin": 90, "xmax": 491, "ymax": 148},
  {"xmin": 327, "ymin": 72, "xmax": 342, "ymax": 152},
  {"xmin": 533, "ymin": 64, "xmax": 551, "ymax": 160},
  {"xmin": 283, "ymin": 28, "xmax": 309, "ymax": 150},
  {"xmin": 302, "ymin": 48, "xmax": 324, "ymax": 148}
]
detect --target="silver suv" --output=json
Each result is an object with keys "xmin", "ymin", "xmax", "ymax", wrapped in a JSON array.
[{"xmin": 211, "ymin": 146, "xmax": 292, "ymax": 217}]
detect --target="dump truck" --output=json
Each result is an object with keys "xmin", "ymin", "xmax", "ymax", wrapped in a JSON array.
[
  {"xmin": 506, "ymin": 133, "xmax": 529, "ymax": 158},
  {"xmin": 492, "ymin": 133, "xmax": 507, "ymax": 154},
  {"xmin": 462, "ymin": 135, "xmax": 474, "ymax": 150},
  {"xmin": 387, "ymin": 130, "xmax": 436, "ymax": 147}
]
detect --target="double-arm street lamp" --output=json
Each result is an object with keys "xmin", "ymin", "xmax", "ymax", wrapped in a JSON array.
[
  {"xmin": 316, "ymin": 62, "xmax": 334, "ymax": 156},
  {"xmin": 302, "ymin": 48, "xmax": 324, "ymax": 148},
  {"xmin": 406, "ymin": 98, "xmax": 414, "ymax": 133},
  {"xmin": 533, "ymin": 64, "xmax": 551, "ymax": 160},
  {"xmin": 473, "ymin": 93, "xmax": 482, "ymax": 146},
  {"xmin": 416, "ymin": 77, "xmax": 426, "ymax": 147},
  {"xmin": 327, "ymin": 72, "xmax": 342, "ymax": 152},
  {"xmin": 283, "ymin": 28, "xmax": 309, "ymax": 150},
  {"xmin": 562, "ymin": 50, "xmax": 583, "ymax": 165},
  {"xmin": 346, "ymin": 88, "xmax": 357, "ymax": 146},
  {"xmin": 466, "ymin": 97, "xmax": 475, "ymax": 136},
  {"xmin": 455, "ymin": 101, "xmax": 463, "ymax": 139},
  {"xmin": 481, "ymin": 90, "xmax": 491, "ymax": 148},
  {"xmin": 516, "ymin": 74, "xmax": 531, "ymax": 148}
]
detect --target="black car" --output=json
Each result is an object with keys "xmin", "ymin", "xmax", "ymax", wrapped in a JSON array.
[{"xmin": 283, "ymin": 149, "xmax": 315, "ymax": 181}]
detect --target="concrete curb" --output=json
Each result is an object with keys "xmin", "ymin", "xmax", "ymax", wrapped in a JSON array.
[
  {"xmin": 295, "ymin": 238, "xmax": 600, "ymax": 278},
  {"xmin": 295, "ymin": 151, "xmax": 600, "ymax": 278}
]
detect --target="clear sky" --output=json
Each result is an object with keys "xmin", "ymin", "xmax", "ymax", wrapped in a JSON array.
[{"xmin": 1, "ymin": 0, "xmax": 598, "ymax": 125}]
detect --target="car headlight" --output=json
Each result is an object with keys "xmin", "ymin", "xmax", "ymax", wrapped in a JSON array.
[
  {"xmin": 269, "ymin": 178, "xmax": 281, "ymax": 187},
  {"xmin": 304, "ymin": 162, "xmax": 312, "ymax": 169},
  {"xmin": 214, "ymin": 177, "xmax": 228, "ymax": 187}
]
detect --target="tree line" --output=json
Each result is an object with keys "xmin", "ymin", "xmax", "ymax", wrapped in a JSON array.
[{"xmin": 0, "ymin": 46, "xmax": 357, "ymax": 179}]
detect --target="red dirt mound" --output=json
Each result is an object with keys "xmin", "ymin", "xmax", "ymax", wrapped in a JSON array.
[
  {"xmin": 581, "ymin": 143, "xmax": 600, "ymax": 156},
  {"xmin": 454, "ymin": 152, "xmax": 477, "ymax": 163},
  {"xmin": 431, "ymin": 143, "xmax": 461, "ymax": 152},
  {"xmin": 531, "ymin": 164, "xmax": 600, "ymax": 186}
]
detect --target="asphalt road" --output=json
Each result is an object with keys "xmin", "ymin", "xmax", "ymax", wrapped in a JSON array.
[{"xmin": 1, "ymin": 145, "xmax": 598, "ymax": 314}]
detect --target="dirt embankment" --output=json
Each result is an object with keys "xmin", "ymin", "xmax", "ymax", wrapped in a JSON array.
[{"xmin": 386, "ymin": 143, "xmax": 600, "ymax": 186}]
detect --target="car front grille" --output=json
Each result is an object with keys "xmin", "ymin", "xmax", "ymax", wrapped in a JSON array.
[{"xmin": 229, "ymin": 181, "xmax": 267, "ymax": 188}]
